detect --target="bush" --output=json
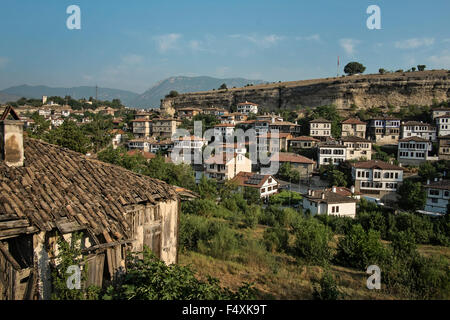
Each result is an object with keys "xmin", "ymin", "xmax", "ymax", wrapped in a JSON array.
[
  {"xmin": 263, "ymin": 227, "xmax": 289, "ymax": 253},
  {"xmin": 312, "ymin": 271, "xmax": 342, "ymax": 300},
  {"xmin": 104, "ymin": 248, "xmax": 256, "ymax": 300},
  {"xmin": 315, "ymin": 214, "xmax": 355, "ymax": 235},
  {"xmin": 292, "ymin": 218, "xmax": 333, "ymax": 266},
  {"xmin": 335, "ymin": 224, "xmax": 388, "ymax": 270},
  {"xmin": 182, "ymin": 199, "xmax": 218, "ymax": 217},
  {"xmin": 381, "ymin": 232, "xmax": 450, "ymax": 299}
]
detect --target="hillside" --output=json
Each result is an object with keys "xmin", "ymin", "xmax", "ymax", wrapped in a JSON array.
[
  {"xmin": 0, "ymin": 85, "xmax": 140, "ymax": 106},
  {"xmin": 132, "ymin": 76, "xmax": 265, "ymax": 108},
  {"xmin": 161, "ymin": 70, "xmax": 450, "ymax": 115}
]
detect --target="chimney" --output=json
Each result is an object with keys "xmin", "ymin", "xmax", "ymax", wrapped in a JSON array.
[
  {"xmin": 351, "ymin": 186, "xmax": 355, "ymax": 194},
  {"xmin": 321, "ymin": 192, "xmax": 325, "ymax": 200},
  {"xmin": 332, "ymin": 186, "xmax": 337, "ymax": 193},
  {"xmin": 0, "ymin": 107, "xmax": 24, "ymax": 167}
]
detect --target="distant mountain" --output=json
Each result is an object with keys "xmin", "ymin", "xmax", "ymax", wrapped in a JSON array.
[
  {"xmin": 0, "ymin": 76, "xmax": 266, "ymax": 108},
  {"xmin": 0, "ymin": 92, "xmax": 21, "ymax": 104},
  {"xmin": 132, "ymin": 76, "xmax": 265, "ymax": 108},
  {"xmin": 0, "ymin": 85, "xmax": 140, "ymax": 106}
]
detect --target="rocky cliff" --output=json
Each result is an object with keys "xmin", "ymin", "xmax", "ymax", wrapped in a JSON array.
[{"xmin": 161, "ymin": 70, "xmax": 450, "ymax": 115}]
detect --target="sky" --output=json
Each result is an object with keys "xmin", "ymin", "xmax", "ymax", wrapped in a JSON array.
[{"xmin": 0, "ymin": 0, "xmax": 449, "ymax": 93}]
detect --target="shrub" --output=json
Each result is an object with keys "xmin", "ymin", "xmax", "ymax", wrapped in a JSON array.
[
  {"xmin": 335, "ymin": 224, "xmax": 388, "ymax": 270},
  {"xmin": 263, "ymin": 227, "xmax": 289, "ymax": 253},
  {"xmin": 182, "ymin": 199, "xmax": 218, "ymax": 217},
  {"xmin": 315, "ymin": 214, "xmax": 355, "ymax": 235},
  {"xmin": 104, "ymin": 248, "xmax": 256, "ymax": 300},
  {"xmin": 312, "ymin": 271, "xmax": 342, "ymax": 300},
  {"xmin": 292, "ymin": 218, "xmax": 333, "ymax": 266}
]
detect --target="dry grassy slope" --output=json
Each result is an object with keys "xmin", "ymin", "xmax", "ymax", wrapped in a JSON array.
[
  {"xmin": 179, "ymin": 225, "xmax": 450, "ymax": 300},
  {"xmin": 161, "ymin": 70, "xmax": 450, "ymax": 114}
]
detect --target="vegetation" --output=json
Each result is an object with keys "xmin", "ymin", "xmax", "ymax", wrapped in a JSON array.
[
  {"xmin": 104, "ymin": 248, "xmax": 255, "ymax": 300},
  {"xmin": 344, "ymin": 62, "xmax": 366, "ymax": 75},
  {"xmin": 397, "ymin": 179, "xmax": 427, "ymax": 212}
]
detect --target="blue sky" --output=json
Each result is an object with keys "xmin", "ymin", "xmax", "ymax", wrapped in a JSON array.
[{"xmin": 0, "ymin": 0, "xmax": 449, "ymax": 93}]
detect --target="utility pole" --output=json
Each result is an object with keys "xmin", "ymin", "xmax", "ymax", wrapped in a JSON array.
[
  {"xmin": 337, "ymin": 56, "xmax": 340, "ymax": 77},
  {"xmin": 95, "ymin": 85, "xmax": 98, "ymax": 101}
]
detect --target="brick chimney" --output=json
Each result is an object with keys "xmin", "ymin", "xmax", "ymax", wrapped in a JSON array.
[{"xmin": 0, "ymin": 107, "xmax": 24, "ymax": 167}]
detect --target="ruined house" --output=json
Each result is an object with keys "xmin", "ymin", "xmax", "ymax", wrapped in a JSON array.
[{"xmin": 0, "ymin": 107, "xmax": 180, "ymax": 300}]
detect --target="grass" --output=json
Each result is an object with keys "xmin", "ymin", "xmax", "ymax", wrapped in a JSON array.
[{"xmin": 178, "ymin": 222, "xmax": 418, "ymax": 300}]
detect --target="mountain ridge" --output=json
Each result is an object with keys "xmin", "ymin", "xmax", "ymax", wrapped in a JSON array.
[{"xmin": 0, "ymin": 76, "xmax": 265, "ymax": 108}]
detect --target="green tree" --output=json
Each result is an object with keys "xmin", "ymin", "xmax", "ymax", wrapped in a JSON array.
[
  {"xmin": 344, "ymin": 62, "xmax": 366, "ymax": 75},
  {"xmin": 312, "ymin": 271, "xmax": 342, "ymax": 300},
  {"xmin": 417, "ymin": 65, "xmax": 426, "ymax": 71},
  {"xmin": 335, "ymin": 224, "xmax": 388, "ymax": 270},
  {"xmin": 398, "ymin": 180, "xmax": 426, "ymax": 211},
  {"xmin": 166, "ymin": 90, "xmax": 179, "ymax": 98},
  {"xmin": 293, "ymin": 218, "xmax": 333, "ymax": 266},
  {"xmin": 46, "ymin": 120, "xmax": 91, "ymax": 154},
  {"xmin": 219, "ymin": 83, "xmax": 227, "ymax": 90},
  {"xmin": 378, "ymin": 68, "xmax": 386, "ymax": 75},
  {"xmin": 418, "ymin": 161, "xmax": 438, "ymax": 182}
]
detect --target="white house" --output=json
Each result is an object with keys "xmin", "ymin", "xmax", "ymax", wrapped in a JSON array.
[
  {"xmin": 398, "ymin": 137, "xmax": 438, "ymax": 165},
  {"xmin": 340, "ymin": 136, "xmax": 372, "ymax": 161},
  {"xmin": 310, "ymin": 118, "xmax": 332, "ymax": 140},
  {"xmin": 423, "ymin": 179, "xmax": 449, "ymax": 215},
  {"xmin": 128, "ymin": 138, "xmax": 152, "ymax": 152},
  {"xmin": 436, "ymin": 116, "xmax": 450, "ymax": 137},
  {"xmin": 317, "ymin": 143, "xmax": 347, "ymax": 167},
  {"xmin": 302, "ymin": 187, "xmax": 357, "ymax": 218},
  {"xmin": 432, "ymin": 108, "xmax": 450, "ymax": 120},
  {"xmin": 401, "ymin": 121, "xmax": 436, "ymax": 142},
  {"xmin": 213, "ymin": 123, "xmax": 235, "ymax": 141},
  {"xmin": 237, "ymin": 101, "xmax": 259, "ymax": 115},
  {"xmin": 351, "ymin": 160, "xmax": 404, "ymax": 202},
  {"xmin": 204, "ymin": 153, "xmax": 252, "ymax": 181},
  {"xmin": 231, "ymin": 172, "xmax": 279, "ymax": 199},
  {"xmin": 171, "ymin": 136, "xmax": 208, "ymax": 164}
]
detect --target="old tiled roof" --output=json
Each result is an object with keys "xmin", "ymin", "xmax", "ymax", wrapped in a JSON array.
[
  {"xmin": 0, "ymin": 138, "xmax": 178, "ymax": 241},
  {"xmin": 425, "ymin": 179, "xmax": 450, "ymax": 190},
  {"xmin": 289, "ymin": 136, "xmax": 320, "ymax": 142},
  {"xmin": 399, "ymin": 136, "xmax": 430, "ymax": 142},
  {"xmin": 342, "ymin": 118, "xmax": 365, "ymax": 125},
  {"xmin": 340, "ymin": 136, "xmax": 371, "ymax": 143},
  {"xmin": 237, "ymin": 101, "xmax": 259, "ymax": 106},
  {"xmin": 402, "ymin": 121, "xmax": 432, "ymax": 126},
  {"xmin": 204, "ymin": 152, "xmax": 238, "ymax": 164},
  {"xmin": 350, "ymin": 160, "xmax": 404, "ymax": 171},
  {"xmin": 310, "ymin": 118, "xmax": 331, "ymax": 123},
  {"xmin": 306, "ymin": 190, "xmax": 357, "ymax": 204},
  {"xmin": 230, "ymin": 172, "xmax": 278, "ymax": 188},
  {"xmin": 270, "ymin": 152, "xmax": 315, "ymax": 164},
  {"xmin": 324, "ymin": 187, "xmax": 362, "ymax": 196}
]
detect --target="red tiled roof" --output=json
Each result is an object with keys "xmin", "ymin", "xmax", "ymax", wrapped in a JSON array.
[
  {"xmin": 425, "ymin": 179, "xmax": 450, "ymax": 190},
  {"xmin": 342, "ymin": 118, "xmax": 366, "ymax": 125},
  {"xmin": 204, "ymin": 153, "xmax": 238, "ymax": 164},
  {"xmin": 231, "ymin": 172, "xmax": 278, "ymax": 188},
  {"xmin": 289, "ymin": 136, "xmax": 320, "ymax": 142},
  {"xmin": 399, "ymin": 137, "xmax": 430, "ymax": 142},
  {"xmin": 351, "ymin": 160, "xmax": 404, "ymax": 171},
  {"xmin": 270, "ymin": 152, "xmax": 315, "ymax": 164}
]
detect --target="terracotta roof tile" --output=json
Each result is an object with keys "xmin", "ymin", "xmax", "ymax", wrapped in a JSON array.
[{"xmin": 0, "ymin": 138, "xmax": 178, "ymax": 240}]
